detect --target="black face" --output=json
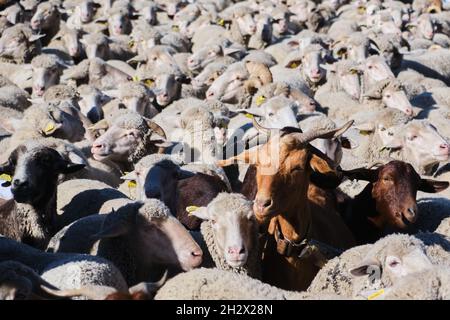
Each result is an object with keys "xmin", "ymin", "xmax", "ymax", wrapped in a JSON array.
[{"xmin": 0, "ymin": 146, "xmax": 85, "ymax": 206}]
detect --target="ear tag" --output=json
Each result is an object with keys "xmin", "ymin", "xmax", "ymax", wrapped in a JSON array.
[
  {"xmin": 128, "ymin": 40, "xmax": 135, "ymax": 49},
  {"xmin": 255, "ymin": 95, "xmax": 266, "ymax": 106},
  {"xmin": 367, "ymin": 288, "xmax": 385, "ymax": 300},
  {"xmin": 217, "ymin": 19, "xmax": 225, "ymax": 26},
  {"xmin": 144, "ymin": 79, "xmax": 154, "ymax": 87},
  {"xmin": 132, "ymin": 75, "xmax": 140, "ymax": 82},
  {"xmin": 44, "ymin": 122, "xmax": 56, "ymax": 134},
  {"xmin": 245, "ymin": 113, "xmax": 254, "ymax": 119},
  {"xmin": 172, "ymin": 25, "xmax": 179, "ymax": 32},
  {"xmin": 128, "ymin": 180, "xmax": 137, "ymax": 188},
  {"xmin": 186, "ymin": 205, "xmax": 199, "ymax": 216},
  {"xmin": 0, "ymin": 174, "xmax": 12, "ymax": 182},
  {"xmin": 359, "ymin": 130, "xmax": 371, "ymax": 136},
  {"xmin": 289, "ymin": 62, "xmax": 299, "ymax": 69}
]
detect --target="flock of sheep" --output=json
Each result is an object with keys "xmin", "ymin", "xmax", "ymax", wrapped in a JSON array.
[{"xmin": 0, "ymin": 0, "xmax": 450, "ymax": 300}]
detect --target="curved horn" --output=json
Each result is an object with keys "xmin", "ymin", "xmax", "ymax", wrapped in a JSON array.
[
  {"xmin": 252, "ymin": 117, "xmax": 276, "ymax": 137},
  {"xmin": 245, "ymin": 61, "xmax": 273, "ymax": 85},
  {"xmin": 293, "ymin": 120, "xmax": 354, "ymax": 144},
  {"xmin": 144, "ymin": 119, "xmax": 167, "ymax": 140},
  {"xmin": 129, "ymin": 270, "xmax": 168, "ymax": 295},
  {"xmin": 40, "ymin": 285, "xmax": 118, "ymax": 300}
]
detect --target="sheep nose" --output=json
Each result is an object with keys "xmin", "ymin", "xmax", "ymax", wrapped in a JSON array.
[
  {"xmin": 405, "ymin": 108, "xmax": 414, "ymax": 116},
  {"xmin": 439, "ymin": 143, "xmax": 450, "ymax": 153},
  {"xmin": 191, "ymin": 249, "xmax": 202, "ymax": 257},
  {"xmin": 92, "ymin": 142, "xmax": 103, "ymax": 150},
  {"xmin": 206, "ymin": 91, "xmax": 214, "ymax": 98}
]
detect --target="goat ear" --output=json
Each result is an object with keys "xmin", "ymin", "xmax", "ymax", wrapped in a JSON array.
[
  {"xmin": 60, "ymin": 161, "xmax": 86, "ymax": 174},
  {"xmin": 309, "ymin": 147, "xmax": 343, "ymax": 189},
  {"xmin": 418, "ymin": 179, "xmax": 449, "ymax": 193},
  {"xmin": 348, "ymin": 258, "xmax": 380, "ymax": 277},
  {"xmin": 217, "ymin": 147, "xmax": 259, "ymax": 166},
  {"xmin": 341, "ymin": 167, "xmax": 378, "ymax": 182}
]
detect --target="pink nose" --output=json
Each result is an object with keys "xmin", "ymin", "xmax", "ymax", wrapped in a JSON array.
[
  {"xmin": 311, "ymin": 69, "xmax": 321, "ymax": 76},
  {"xmin": 92, "ymin": 142, "xmax": 103, "ymax": 150},
  {"xmin": 206, "ymin": 91, "xmax": 214, "ymax": 98},
  {"xmin": 405, "ymin": 108, "xmax": 414, "ymax": 116},
  {"xmin": 188, "ymin": 59, "xmax": 194, "ymax": 65}
]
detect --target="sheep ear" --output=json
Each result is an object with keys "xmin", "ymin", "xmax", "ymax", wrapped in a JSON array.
[
  {"xmin": 29, "ymin": 34, "xmax": 46, "ymax": 42},
  {"xmin": 41, "ymin": 121, "xmax": 63, "ymax": 136},
  {"xmin": 284, "ymin": 59, "xmax": 302, "ymax": 69},
  {"xmin": 349, "ymin": 258, "xmax": 380, "ymax": 277},
  {"xmin": 0, "ymin": 117, "xmax": 22, "ymax": 134},
  {"xmin": 236, "ymin": 108, "xmax": 264, "ymax": 118},
  {"xmin": 187, "ymin": 206, "xmax": 209, "ymax": 220},
  {"xmin": 223, "ymin": 47, "xmax": 242, "ymax": 56},
  {"xmin": 418, "ymin": 179, "xmax": 449, "ymax": 193},
  {"xmin": 92, "ymin": 220, "xmax": 132, "ymax": 239},
  {"xmin": 341, "ymin": 167, "xmax": 378, "ymax": 183},
  {"xmin": 121, "ymin": 171, "xmax": 137, "ymax": 181},
  {"xmin": 383, "ymin": 137, "xmax": 403, "ymax": 149},
  {"xmin": 59, "ymin": 161, "xmax": 86, "ymax": 174},
  {"xmin": 355, "ymin": 122, "xmax": 375, "ymax": 132}
]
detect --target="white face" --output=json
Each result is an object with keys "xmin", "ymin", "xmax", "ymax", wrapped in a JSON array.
[
  {"xmin": 210, "ymin": 209, "xmax": 254, "ymax": 268},
  {"xmin": 403, "ymin": 122, "xmax": 450, "ymax": 165},
  {"xmin": 385, "ymin": 248, "xmax": 432, "ymax": 280}
]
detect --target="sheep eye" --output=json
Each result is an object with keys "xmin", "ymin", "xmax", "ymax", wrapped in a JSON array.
[
  {"xmin": 385, "ymin": 94, "xmax": 391, "ymax": 98},
  {"xmin": 368, "ymin": 65, "xmax": 373, "ymax": 69},
  {"xmin": 211, "ymin": 219, "xmax": 216, "ymax": 224},
  {"xmin": 388, "ymin": 131, "xmax": 394, "ymax": 136},
  {"xmin": 268, "ymin": 112, "xmax": 274, "ymax": 116},
  {"xmin": 380, "ymin": 127, "xmax": 386, "ymax": 131},
  {"xmin": 408, "ymin": 135, "xmax": 417, "ymax": 141},
  {"xmin": 389, "ymin": 260, "xmax": 399, "ymax": 268}
]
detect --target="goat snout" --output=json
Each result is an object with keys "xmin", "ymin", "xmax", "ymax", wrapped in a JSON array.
[{"xmin": 254, "ymin": 196, "xmax": 273, "ymax": 216}]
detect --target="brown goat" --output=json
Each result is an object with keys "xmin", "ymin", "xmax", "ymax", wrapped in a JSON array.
[
  {"xmin": 218, "ymin": 121, "xmax": 355, "ymax": 291},
  {"xmin": 340, "ymin": 161, "xmax": 449, "ymax": 244}
]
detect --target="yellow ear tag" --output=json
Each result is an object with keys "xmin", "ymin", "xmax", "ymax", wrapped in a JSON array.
[
  {"xmin": 357, "ymin": 6, "xmax": 366, "ymax": 14},
  {"xmin": 144, "ymin": 79, "xmax": 154, "ymax": 87},
  {"xmin": 245, "ymin": 113, "xmax": 254, "ymax": 119},
  {"xmin": 44, "ymin": 122, "xmax": 56, "ymax": 134},
  {"xmin": 217, "ymin": 18, "xmax": 225, "ymax": 26},
  {"xmin": 128, "ymin": 180, "xmax": 137, "ymax": 188},
  {"xmin": 349, "ymin": 69, "xmax": 358, "ymax": 75},
  {"xmin": 0, "ymin": 173, "xmax": 12, "ymax": 182},
  {"xmin": 367, "ymin": 288, "xmax": 385, "ymax": 300},
  {"xmin": 186, "ymin": 206, "xmax": 199, "ymax": 216},
  {"xmin": 289, "ymin": 62, "xmax": 299, "ymax": 69},
  {"xmin": 172, "ymin": 25, "xmax": 179, "ymax": 32},
  {"xmin": 255, "ymin": 95, "xmax": 266, "ymax": 106},
  {"xmin": 128, "ymin": 40, "xmax": 135, "ymax": 49},
  {"xmin": 98, "ymin": 21, "xmax": 108, "ymax": 26},
  {"xmin": 132, "ymin": 75, "xmax": 140, "ymax": 82},
  {"xmin": 359, "ymin": 130, "xmax": 371, "ymax": 136}
]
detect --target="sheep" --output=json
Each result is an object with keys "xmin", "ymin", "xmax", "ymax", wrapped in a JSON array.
[
  {"xmin": 47, "ymin": 199, "xmax": 203, "ymax": 285},
  {"xmin": 0, "ymin": 84, "xmax": 31, "ymax": 112},
  {"xmin": 47, "ymin": 23, "xmax": 85, "ymax": 61},
  {"xmin": 0, "ymin": 23, "xmax": 43, "ymax": 64},
  {"xmin": 91, "ymin": 110, "xmax": 169, "ymax": 172},
  {"xmin": 0, "ymin": 143, "xmax": 85, "ymax": 249},
  {"xmin": 397, "ymin": 48, "xmax": 450, "ymax": 85},
  {"xmin": 154, "ymin": 268, "xmax": 343, "ymax": 300},
  {"xmin": 188, "ymin": 193, "xmax": 261, "ymax": 279},
  {"xmin": 115, "ymin": 81, "xmax": 158, "ymax": 118},
  {"xmin": 119, "ymin": 154, "xmax": 230, "ymax": 230},
  {"xmin": 30, "ymin": 1, "xmax": 61, "ymax": 47},
  {"xmin": 307, "ymin": 234, "xmax": 437, "ymax": 298},
  {"xmin": 0, "ymin": 236, "xmax": 129, "ymax": 297},
  {"xmin": 397, "ymin": 69, "xmax": 448, "ymax": 99},
  {"xmin": 31, "ymin": 54, "xmax": 67, "ymax": 97},
  {"xmin": 378, "ymin": 266, "xmax": 450, "ymax": 299}
]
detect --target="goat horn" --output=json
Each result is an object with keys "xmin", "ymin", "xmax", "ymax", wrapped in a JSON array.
[
  {"xmin": 252, "ymin": 117, "xmax": 276, "ymax": 137},
  {"xmin": 144, "ymin": 119, "xmax": 167, "ymax": 140},
  {"xmin": 129, "ymin": 270, "xmax": 168, "ymax": 295},
  {"xmin": 294, "ymin": 120, "xmax": 354, "ymax": 144},
  {"xmin": 40, "ymin": 285, "xmax": 117, "ymax": 300}
]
